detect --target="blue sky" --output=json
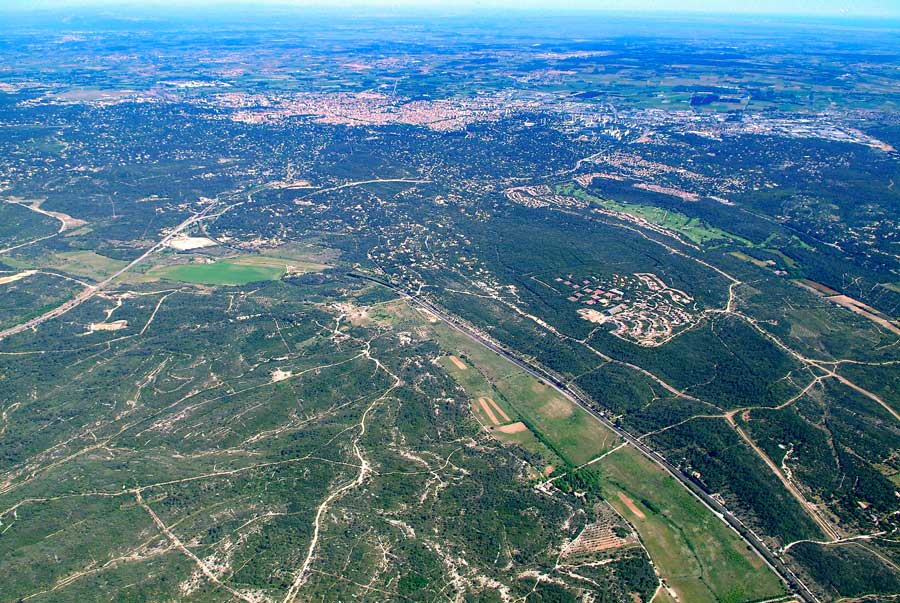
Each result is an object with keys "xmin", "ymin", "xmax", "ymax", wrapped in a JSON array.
[{"xmin": 2, "ymin": 0, "xmax": 899, "ymax": 17}]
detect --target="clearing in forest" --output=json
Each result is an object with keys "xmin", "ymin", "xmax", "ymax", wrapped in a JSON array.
[
  {"xmin": 595, "ymin": 446, "xmax": 785, "ymax": 603},
  {"xmin": 149, "ymin": 255, "xmax": 327, "ymax": 286}
]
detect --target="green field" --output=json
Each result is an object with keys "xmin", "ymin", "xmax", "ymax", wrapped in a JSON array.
[
  {"xmin": 3, "ymin": 250, "xmax": 127, "ymax": 281},
  {"xmin": 435, "ymin": 353, "xmax": 566, "ymax": 471},
  {"xmin": 150, "ymin": 255, "xmax": 327, "ymax": 286},
  {"xmin": 432, "ymin": 321, "xmax": 620, "ymax": 466},
  {"xmin": 593, "ymin": 446, "xmax": 786, "ymax": 603},
  {"xmin": 558, "ymin": 184, "xmax": 750, "ymax": 246},
  {"xmin": 154, "ymin": 261, "xmax": 285, "ymax": 285},
  {"xmin": 420, "ymin": 300, "xmax": 785, "ymax": 603}
]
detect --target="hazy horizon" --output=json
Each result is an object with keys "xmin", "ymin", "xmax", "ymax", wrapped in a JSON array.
[{"xmin": 1, "ymin": 0, "xmax": 899, "ymax": 19}]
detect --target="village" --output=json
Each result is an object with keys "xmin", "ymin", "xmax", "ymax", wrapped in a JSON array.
[{"xmin": 554, "ymin": 271, "xmax": 699, "ymax": 346}]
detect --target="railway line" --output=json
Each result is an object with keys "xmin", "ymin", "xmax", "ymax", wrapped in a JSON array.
[{"xmin": 352, "ymin": 272, "xmax": 820, "ymax": 603}]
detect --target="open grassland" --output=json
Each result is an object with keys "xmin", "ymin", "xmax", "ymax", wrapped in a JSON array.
[
  {"xmin": 559, "ymin": 184, "xmax": 750, "ymax": 246},
  {"xmin": 594, "ymin": 446, "xmax": 786, "ymax": 603},
  {"xmin": 436, "ymin": 354, "xmax": 562, "ymax": 470},
  {"xmin": 4, "ymin": 250, "xmax": 127, "ymax": 281},
  {"xmin": 433, "ymin": 321, "xmax": 620, "ymax": 466},
  {"xmin": 504, "ymin": 373, "xmax": 619, "ymax": 465},
  {"xmin": 149, "ymin": 255, "xmax": 328, "ymax": 286},
  {"xmin": 152, "ymin": 261, "xmax": 283, "ymax": 285}
]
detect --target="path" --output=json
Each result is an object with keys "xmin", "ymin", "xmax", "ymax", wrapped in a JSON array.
[
  {"xmin": 0, "ymin": 199, "xmax": 228, "ymax": 341},
  {"xmin": 281, "ymin": 340, "xmax": 401, "ymax": 603}
]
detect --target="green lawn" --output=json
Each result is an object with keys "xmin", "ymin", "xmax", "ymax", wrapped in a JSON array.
[
  {"xmin": 594, "ymin": 446, "xmax": 786, "ymax": 603},
  {"xmin": 150, "ymin": 254, "xmax": 328, "ymax": 286},
  {"xmin": 558, "ymin": 184, "xmax": 750, "ymax": 246},
  {"xmin": 432, "ymin": 320, "xmax": 620, "ymax": 466},
  {"xmin": 154, "ymin": 261, "xmax": 285, "ymax": 285}
]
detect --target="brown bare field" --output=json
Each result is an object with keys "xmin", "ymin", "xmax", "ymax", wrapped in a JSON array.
[
  {"xmin": 484, "ymin": 397, "xmax": 512, "ymax": 423},
  {"xmin": 796, "ymin": 279, "xmax": 839, "ymax": 296},
  {"xmin": 477, "ymin": 397, "xmax": 500, "ymax": 425},
  {"xmin": 448, "ymin": 355, "xmax": 467, "ymax": 370},
  {"xmin": 827, "ymin": 295, "xmax": 900, "ymax": 335},
  {"xmin": 333, "ymin": 301, "xmax": 370, "ymax": 326},
  {"xmin": 270, "ymin": 369, "xmax": 293, "ymax": 383},
  {"xmin": 729, "ymin": 251, "xmax": 774, "ymax": 269},
  {"xmin": 496, "ymin": 421, "xmax": 528, "ymax": 434},
  {"xmin": 88, "ymin": 320, "xmax": 128, "ymax": 332},
  {"xmin": 0, "ymin": 270, "xmax": 37, "ymax": 285},
  {"xmin": 617, "ymin": 492, "xmax": 646, "ymax": 520}
]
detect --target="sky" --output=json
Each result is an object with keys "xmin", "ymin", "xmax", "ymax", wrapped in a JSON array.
[{"xmin": 1, "ymin": 0, "xmax": 899, "ymax": 17}]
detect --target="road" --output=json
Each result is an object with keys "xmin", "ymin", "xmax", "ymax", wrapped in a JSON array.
[
  {"xmin": 351, "ymin": 272, "xmax": 820, "ymax": 603},
  {"xmin": 301, "ymin": 178, "xmax": 431, "ymax": 199},
  {"xmin": 0, "ymin": 204, "xmax": 219, "ymax": 341}
]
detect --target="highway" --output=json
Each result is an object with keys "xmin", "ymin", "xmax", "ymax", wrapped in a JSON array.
[{"xmin": 351, "ymin": 272, "xmax": 820, "ymax": 603}]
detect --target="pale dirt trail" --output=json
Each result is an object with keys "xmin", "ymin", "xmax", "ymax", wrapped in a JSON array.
[
  {"xmin": 0, "ymin": 202, "xmax": 224, "ymax": 341},
  {"xmin": 0, "ymin": 344, "xmax": 366, "ymax": 498},
  {"xmin": 136, "ymin": 490, "xmax": 255, "ymax": 603},
  {"xmin": 281, "ymin": 342, "xmax": 400, "ymax": 603},
  {"xmin": 726, "ymin": 414, "xmax": 840, "ymax": 540},
  {"xmin": 0, "ymin": 270, "xmax": 37, "ymax": 285}
]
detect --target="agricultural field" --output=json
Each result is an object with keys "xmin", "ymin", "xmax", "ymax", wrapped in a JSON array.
[
  {"xmin": 431, "ymin": 318, "xmax": 620, "ymax": 467},
  {"xmin": 141, "ymin": 254, "xmax": 328, "ymax": 286},
  {"xmin": 594, "ymin": 446, "xmax": 786, "ymax": 603}
]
